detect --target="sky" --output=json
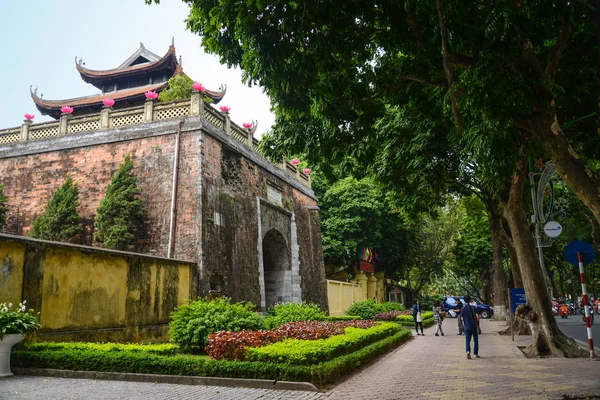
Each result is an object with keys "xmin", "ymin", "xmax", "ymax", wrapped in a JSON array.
[{"xmin": 0, "ymin": 0, "xmax": 275, "ymax": 137}]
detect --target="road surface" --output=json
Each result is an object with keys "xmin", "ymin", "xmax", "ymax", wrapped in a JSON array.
[{"xmin": 556, "ymin": 311, "xmax": 600, "ymax": 352}]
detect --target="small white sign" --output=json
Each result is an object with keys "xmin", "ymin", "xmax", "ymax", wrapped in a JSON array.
[
  {"xmin": 567, "ymin": 279, "xmax": 573, "ymax": 284},
  {"xmin": 544, "ymin": 221, "xmax": 562, "ymax": 238}
]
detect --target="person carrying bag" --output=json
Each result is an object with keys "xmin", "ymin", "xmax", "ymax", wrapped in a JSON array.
[{"xmin": 413, "ymin": 299, "xmax": 424, "ymax": 336}]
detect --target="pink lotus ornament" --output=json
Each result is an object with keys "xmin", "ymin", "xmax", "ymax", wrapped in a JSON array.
[
  {"xmin": 219, "ymin": 105, "xmax": 231, "ymax": 113},
  {"xmin": 60, "ymin": 106, "xmax": 74, "ymax": 114},
  {"xmin": 24, "ymin": 113, "xmax": 35, "ymax": 121},
  {"xmin": 291, "ymin": 159, "xmax": 300, "ymax": 166},
  {"xmin": 145, "ymin": 91, "xmax": 158, "ymax": 100},
  {"xmin": 303, "ymin": 168, "xmax": 312, "ymax": 175},
  {"xmin": 243, "ymin": 122, "xmax": 253, "ymax": 129},
  {"xmin": 103, "ymin": 98, "xmax": 115, "ymax": 107},
  {"xmin": 192, "ymin": 82, "xmax": 205, "ymax": 93}
]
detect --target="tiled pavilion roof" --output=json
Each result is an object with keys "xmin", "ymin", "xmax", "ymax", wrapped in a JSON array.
[{"xmin": 30, "ymin": 41, "xmax": 227, "ymax": 119}]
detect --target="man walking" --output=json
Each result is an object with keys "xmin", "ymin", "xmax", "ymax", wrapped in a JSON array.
[{"xmin": 460, "ymin": 295, "xmax": 480, "ymax": 359}]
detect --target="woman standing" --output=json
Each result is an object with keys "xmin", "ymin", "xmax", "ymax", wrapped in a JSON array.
[
  {"xmin": 434, "ymin": 300, "xmax": 444, "ymax": 336},
  {"xmin": 412, "ymin": 299, "xmax": 424, "ymax": 335}
]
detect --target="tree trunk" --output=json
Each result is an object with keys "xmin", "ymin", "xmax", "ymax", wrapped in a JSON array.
[
  {"xmin": 499, "ymin": 316, "xmax": 532, "ymax": 336},
  {"xmin": 503, "ymin": 156, "xmax": 586, "ymax": 357},
  {"xmin": 505, "ymin": 239, "xmax": 523, "ymax": 289},
  {"xmin": 487, "ymin": 200, "xmax": 508, "ymax": 320}
]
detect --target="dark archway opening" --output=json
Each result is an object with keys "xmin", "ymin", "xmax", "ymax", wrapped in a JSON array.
[{"xmin": 262, "ymin": 229, "xmax": 290, "ymax": 308}]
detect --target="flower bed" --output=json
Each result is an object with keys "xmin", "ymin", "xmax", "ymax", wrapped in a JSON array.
[
  {"xmin": 245, "ymin": 322, "xmax": 401, "ymax": 365},
  {"xmin": 206, "ymin": 320, "xmax": 378, "ymax": 360},
  {"xmin": 12, "ymin": 328, "xmax": 411, "ymax": 387}
]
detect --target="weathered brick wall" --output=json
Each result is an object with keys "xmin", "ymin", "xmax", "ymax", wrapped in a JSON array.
[
  {"xmin": 0, "ymin": 131, "xmax": 202, "ymax": 262},
  {"xmin": 0, "ymin": 117, "xmax": 328, "ymax": 312}
]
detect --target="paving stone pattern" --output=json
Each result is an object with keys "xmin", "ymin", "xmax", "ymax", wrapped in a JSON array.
[
  {"xmin": 322, "ymin": 319, "xmax": 600, "ymax": 400},
  {"xmin": 0, "ymin": 376, "xmax": 322, "ymax": 400}
]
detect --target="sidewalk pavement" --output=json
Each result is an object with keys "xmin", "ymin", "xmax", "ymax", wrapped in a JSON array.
[{"xmin": 322, "ymin": 317, "xmax": 600, "ymax": 400}]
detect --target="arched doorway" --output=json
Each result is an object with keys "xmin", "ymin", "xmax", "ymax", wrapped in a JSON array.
[{"xmin": 262, "ymin": 228, "xmax": 290, "ymax": 308}]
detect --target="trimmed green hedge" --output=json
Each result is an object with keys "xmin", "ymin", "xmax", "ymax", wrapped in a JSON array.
[
  {"xmin": 245, "ymin": 322, "xmax": 401, "ymax": 365},
  {"xmin": 22, "ymin": 342, "xmax": 180, "ymax": 356},
  {"xmin": 396, "ymin": 311, "xmax": 434, "ymax": 328},
  {"xmin": 12, "ymin": 330, "xmax": 412, "ymax": 387}
]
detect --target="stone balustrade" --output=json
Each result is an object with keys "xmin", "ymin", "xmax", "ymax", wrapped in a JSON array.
[{"xmin": 0, "ymin": 92, "xmax": 311, "ymax": 187}]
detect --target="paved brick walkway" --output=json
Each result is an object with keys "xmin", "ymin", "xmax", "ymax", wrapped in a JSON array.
[
  {"xmin": 322, "ymin": 318, "xmax": 600, "ymax": 399},
  {"xmin": 0, "ymin": 376, "xmax": 322, "ymax": 400}
]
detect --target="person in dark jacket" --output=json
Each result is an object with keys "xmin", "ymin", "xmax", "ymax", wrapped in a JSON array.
[
  {"xmin": 460, "ymin": 295, "xmax": 480, "ymax": 359},
  {"xmin": 412, "ymin": 299, "xmax": 424, "ymax": 335},
  {"xmin": 455, "ymin": 298, "xmax": 464, "ymax": 335}
]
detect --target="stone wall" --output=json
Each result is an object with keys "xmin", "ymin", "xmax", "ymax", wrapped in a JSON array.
[
  {"xmin": 0, "ymin": 115, "xmax": 328, "ymax": 313},
  {"xmin": 0, "ymin": 233, "xmax": 197, "ymax": 342}
]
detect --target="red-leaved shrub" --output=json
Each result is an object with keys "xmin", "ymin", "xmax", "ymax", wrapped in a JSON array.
[
  {"xmin": 206, "ymin": 320, "xmax": 379, "ymax": 360},
  {"xmin": 373, "ymin": 311, "xmax": 404, "ymax": 321}
]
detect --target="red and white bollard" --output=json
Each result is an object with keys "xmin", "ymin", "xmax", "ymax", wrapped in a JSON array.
[{"xmin": 578, "ymin": 252, "xmax": 595, "ymax": 358}]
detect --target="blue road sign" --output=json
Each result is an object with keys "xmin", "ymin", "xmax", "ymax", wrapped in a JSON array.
[
  {"xmin": 564, "ymin": 240, "xmax": 595, "ymax": 267},
  {"xmin": 510, "ymin": 288, "xmax": 526, "ymax": 313}
]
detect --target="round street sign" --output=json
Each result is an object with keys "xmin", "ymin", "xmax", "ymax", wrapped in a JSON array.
[
  {"xmin": 564, "ymin": 240, "xmax": 595, "ymax": 267},
  {"xmin": 544, "ymin": 221, "xmax": 562, "ymax": 238},
  {"xmin": 567, "ymin": 279, "xmax": 572, "ymax": 284}
]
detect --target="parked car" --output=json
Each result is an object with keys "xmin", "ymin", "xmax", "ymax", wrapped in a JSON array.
[{"xmin": 442, "ymin": 296, "xmax": 495, "ymax": 319}]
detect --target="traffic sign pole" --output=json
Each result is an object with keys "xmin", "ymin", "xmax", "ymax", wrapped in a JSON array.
[{"xmin": 577, "ymin": 252, "xmax": 595, "ymax": 358}]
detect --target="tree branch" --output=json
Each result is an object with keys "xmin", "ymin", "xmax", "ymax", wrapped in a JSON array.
[
  {"xmin": 545, "ymin": 20, "xmax": 572, "ymax": 85},
  {"xmin": 394, "ymin": 75, "xmax": 448, "ymax": 89},
  {"xmin": 449, "ymin": 53, "xmax": 479, "ymax": 68},
  {"xmin": 436, "ymin": 0, "xmax": 462, "ymax": 129},
  {"xmin": 405, "ymin": 6, "xmax": 424, "ymax": 51}
]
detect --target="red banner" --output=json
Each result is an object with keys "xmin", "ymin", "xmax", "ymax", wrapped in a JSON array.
[{"xmin": 359, "ymin": 261, "xmax": 374, "ymax": 273}]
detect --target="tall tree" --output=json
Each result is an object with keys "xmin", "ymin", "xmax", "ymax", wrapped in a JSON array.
[
  {"xmin": 151, "ymin": 0, "xmax": 598, "ymax": 356},
  {"xmin": 29, "ymin": 176, "xmax": 83, "ymax": 242},
  {"xmin": 94, "ymin": 154, "xmax": 145, "ymax": 250}
]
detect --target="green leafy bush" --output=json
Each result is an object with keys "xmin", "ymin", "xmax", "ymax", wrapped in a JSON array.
[
  {"xmin": 245, "ymin": 322, "xmax": 402, "ymax": 365},
  {"xmin": 24, "ymin": 342, "xmax": 180, "ymax": 356},
  {"xmin": 345, "ymin": 301, "xmax": 406, "ymax": 319},
  {"xmin": 378, "ymin": 302, "xmax": 406, "ymax": 312},
  {"xmin": 0, "ymin": 301, "xmax": 41, "ymax": 340},
  {"xmin": 158, "ymin": 74, "xmax": 193, "ymax": 102},
  {"xmin": 345, "ymin": 300, "xmax": 380, "ymax": 319},
  {"xmin": 12, "ymin": 328, "xmax": 412, "ymax": 387},
  {"xmin": 168, "ymin": 297, "xmax": 263, "ymax": 353},
  {"xmin": 29, "ymin": 176, "xmax": 83, "ymax": 241},
  {"xmin": 264, "ymin": 302, "xmax": 326, "ymax": 329}
]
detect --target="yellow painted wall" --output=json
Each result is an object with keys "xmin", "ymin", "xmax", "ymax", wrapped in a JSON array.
[
  {"xmin": 41, "ymin": 248, "xmax": 128, "ymax": 330},
  {"xmin": 0, "ymin": 234, "xmax": 197, "ymax": 342},
  {"xmin": 0, "ymin": 241, "xmax": 25, "ymax": 307},
  {"xmin": 327, "ymin": 279, "xmax": 362, "ymax": 316}
]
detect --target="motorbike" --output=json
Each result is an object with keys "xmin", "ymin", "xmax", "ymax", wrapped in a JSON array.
[
  {"xmin": 568, "ymin": 304, "xmax": 576, "ymax": 315},
  {"xmin": 559, "ymin": 304, "xmax": 569, "ymax": 319},
  {"xmin": 581, "ymin": 305, "xmax": 595, "ymax": 325},
  {"xmin": 552, "ymin": 303, "xmax": 559, "ymax": 316}
]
